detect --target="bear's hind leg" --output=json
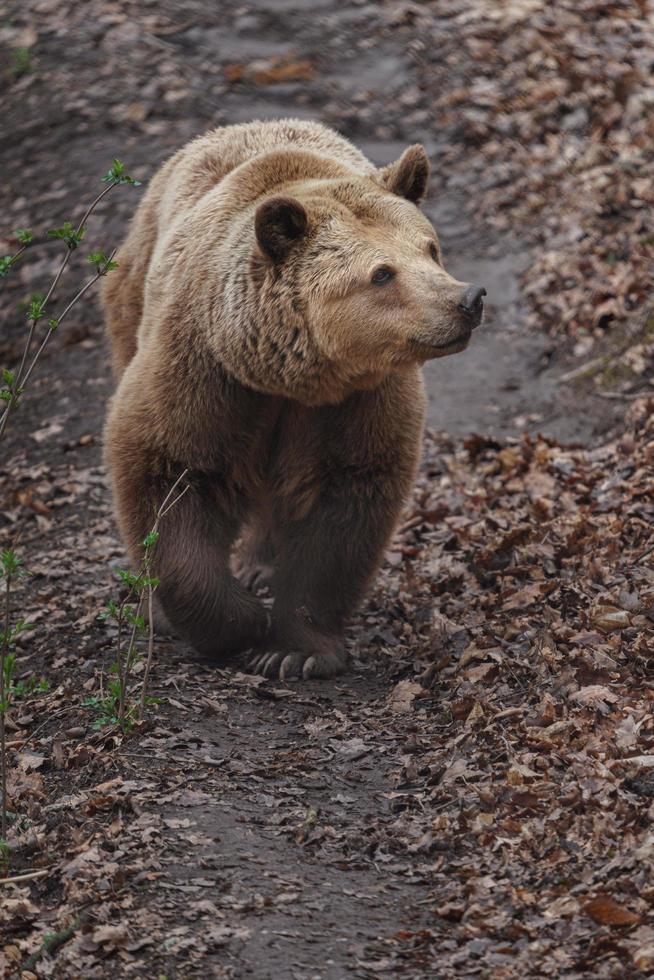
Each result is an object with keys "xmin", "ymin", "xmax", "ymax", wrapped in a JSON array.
[
  {"xmin": 109, "ymin": 456, "xmax": 269, "ymax": 661},
  {"xmin": 155, "ymin": 486, "xmax": 270, "ymax": 660}
]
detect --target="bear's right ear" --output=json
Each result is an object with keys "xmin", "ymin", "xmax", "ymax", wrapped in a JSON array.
[
  {"xmin": 379, "ymin": 145, "xmax": 430, "ymax": 204},
  {"xmin": 255, "ymin": 196, "xmax": 308, "ymax": 263}
]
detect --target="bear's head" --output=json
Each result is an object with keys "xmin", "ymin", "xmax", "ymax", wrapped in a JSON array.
[{"xmin": 210, "ymin": 146, "xmax": 485, "ymax": 405}]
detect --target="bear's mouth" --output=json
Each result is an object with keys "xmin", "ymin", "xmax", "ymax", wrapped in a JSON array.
[{"xmin": 410, "ymin": 328, "xmax": 472, "ymax": 359}]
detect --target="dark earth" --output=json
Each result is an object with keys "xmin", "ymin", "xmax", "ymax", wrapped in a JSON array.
[{"xmin": 2, "ymin": 1, "xmax": 653, "ymax": 978}]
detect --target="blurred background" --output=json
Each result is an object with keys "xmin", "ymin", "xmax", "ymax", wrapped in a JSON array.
[{"xmin": 1, "ymin": 0, "xmax": 652, "ymax": 444}]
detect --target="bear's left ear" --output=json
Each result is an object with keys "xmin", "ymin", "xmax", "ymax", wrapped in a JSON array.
[
  {"xmin": 255, "ymin": 196, "xmax": 308, "ymax": 263},
  {"xmin": 379, "ymin": 145, "xmax": 430, "ymax": 204}
]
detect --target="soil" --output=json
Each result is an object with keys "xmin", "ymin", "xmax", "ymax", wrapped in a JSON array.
[{"xmin": 0, "ymin": 1, "xmax": 649, "ymax": 978}]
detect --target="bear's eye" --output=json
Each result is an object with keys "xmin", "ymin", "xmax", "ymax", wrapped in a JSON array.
[
  {"xmin": 429, "ymin": 242, "xmax": 440, "ymax": 263},
  {"xmin": 371, "ymin": 266, "xmax": 395, "ymax": 285}
]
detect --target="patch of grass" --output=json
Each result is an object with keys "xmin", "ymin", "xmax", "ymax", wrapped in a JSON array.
[{"xmin": 9, "ymin": 47, "xmax": 31, "ymax": 79}]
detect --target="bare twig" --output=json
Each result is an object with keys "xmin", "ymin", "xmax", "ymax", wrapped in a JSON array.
[
  {"xmin": 120, "ymin": 590, "xmax": 146, "ymax": 724},
  {"xmin": 636, "ymin": 543, "xmax": 654, "ymax": 565},
  {"xmin": 102, "ymin": 470, "xmax": 190, "ymax": 726},
  {"xmin": 0, "ymin": 868, "xmax": 49, "ymax": 885},
  {"xmin": 141, "ymin": 583, "xmax": 157, "ymax": 721},
  {"xmin": 138, "ymin": 472, "xmax": 189, "ymax": 720},
  {"xmin": 18, "ymin": 254, "xmax": 116, "ymax": 396},
  {"xmin": 0, "ymin": 569, "xmax": 10, "ymax": 839}
]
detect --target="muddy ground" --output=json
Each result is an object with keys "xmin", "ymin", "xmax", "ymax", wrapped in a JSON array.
[{"xmin": 1, "ymin": 1, "xmax": 653, "ymax": 978}]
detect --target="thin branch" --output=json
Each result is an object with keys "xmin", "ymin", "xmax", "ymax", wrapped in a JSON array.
[
  {"xmin": 120, "ymin": 591, "xmax": 146, "ymax": 724},
  {"xmin": 1, "ymin": 572, "xmax": 11, "ymax": 840},
  {"xmin": 159, "ymin": 482, "xmax": 190, "ymax": 519},
  {"xmin": 19, "ymin": 255, "xmax": 115, "ymax": 394},
  {"xmin": 0, "ymin": 868, "xmax": 49, "ymax": 885},
  {"xmin": 140, "ymin": 583, "xmax": 156, "ymax": 720},
  {"xmin": 158, "ymin": 470, "xmax": 191, "ymax": 515},
  {"xmin": 0, "ymin": 181, "xmax": 120, "ymax": 441}
]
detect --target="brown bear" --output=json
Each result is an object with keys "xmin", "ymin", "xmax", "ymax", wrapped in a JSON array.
[{"xmin": 102, "ymin": 119, "xmax": 485, "ymax": 680}]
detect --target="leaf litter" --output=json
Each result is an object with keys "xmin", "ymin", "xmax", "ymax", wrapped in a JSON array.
[{"xmin": 1, "ymin": 0, "xmax": 653, "ymax": 976}]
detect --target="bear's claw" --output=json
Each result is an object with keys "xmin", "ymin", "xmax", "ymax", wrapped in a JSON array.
[{"xmin": 249, "ymin": 649, "xmax": 347, "ymax": 681}]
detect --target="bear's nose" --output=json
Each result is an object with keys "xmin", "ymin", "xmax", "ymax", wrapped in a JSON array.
[{"xmin": 458, "ymin": 284, "xmax": 486, "ymax": 325}]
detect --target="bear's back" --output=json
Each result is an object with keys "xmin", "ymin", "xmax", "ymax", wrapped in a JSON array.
[{"xmin": 156, "ymin": 119, "xmax": 374, "ymax": 229}]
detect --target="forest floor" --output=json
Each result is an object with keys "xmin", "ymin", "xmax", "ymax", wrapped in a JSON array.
[{"xmin": 1, "ymin": 1, "xmax": 653, "ymax": 977}]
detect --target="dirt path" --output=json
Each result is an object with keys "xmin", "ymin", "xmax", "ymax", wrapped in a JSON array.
[{"xmin": 1, "ymin": 2, "xmax": 648, "ymax": 978}]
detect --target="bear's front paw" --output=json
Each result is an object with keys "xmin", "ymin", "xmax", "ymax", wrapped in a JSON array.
[
  {"xmin": 233, "ymin": 556, "xmax": 274, "ymax": 592},
  {"xmin": 249, "ymin": 647, "xmax": 348, "ymax": 681}
]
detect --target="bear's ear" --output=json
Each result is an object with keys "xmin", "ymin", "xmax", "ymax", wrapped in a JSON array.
[
  {"xmin": 379, "ymin": 145, "xmax": 430, "ymax": 204},
  {"xmin": 255, "ymin": 196, "xmax": 308, "ymax": 263}
]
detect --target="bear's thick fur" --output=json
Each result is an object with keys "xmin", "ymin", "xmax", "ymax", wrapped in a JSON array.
[{"xmin": 102, "ymin": 119, "xmax": 482, "ymax": 679}]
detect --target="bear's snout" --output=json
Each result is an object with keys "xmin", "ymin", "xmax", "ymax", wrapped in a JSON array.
[{"xmin": 457, "ymin": 284, "xmax": 486, "ymax": 327}]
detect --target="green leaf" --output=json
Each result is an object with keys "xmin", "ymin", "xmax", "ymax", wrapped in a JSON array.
[
  {"xmin": 14, "ymin": 228, "xmax": 33, "ymax": 245},
  {"xmin": 143, "ymin": 530, "xmax": 159, "ymax": 549},
  {"xmin": 0, "ymin": 256, "xmax": 12, "ymax": 277},
  {"xmin": 27, "ymin": 296, "xmax": 45, "ymax": 322},
  {"xmin": 9, "ymin": 47, "xmax": 31, "ymax": 79},
  {"xmin": 117, "ymin": 568, "xmax": 139, "ymax": 588},
  {"xmin": 125, "ymin": 611, "xmax": 146, "ymax": 630},
  {"xmin": 11, "ymin": 619, "xmax": 35, "ymax": 639},
  {"xmin": 3, "ymin": 653, "xmax": 16, "ymax": 685},
  {"xmin": 48, "ymin": 318, "xmax": 59, "ymax": 330},
  {"xmin": 87, "ymin": 251, "xmax": 120, "ymax": 275},
  {"xmin": 1, "ymin": 549, "xmax": 21, "ymax": 577},
  {"xmin": 99, "ymin": 599, "xmax": 119, "ymax": 623},
  {"xmin": 102, "ymin": 158, "xmax": 141, "ymax": 187},
  {"xmin": 47, "ymin": 221, "xmax": 85, "ymax": 250}
]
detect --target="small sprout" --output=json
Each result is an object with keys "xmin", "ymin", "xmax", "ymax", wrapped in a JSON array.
[
  {"xmin": 9, "ymin": 619, "xmax": 35, "ymax": 639},
  {"xmin": 0, "ymin": 370, "xmax": 22, "ymax": 405},
  {"xmin": 99, "ymin": 598, "xmax": 119, "ymax": 623},
  {"xmin": 48, "ymin": 318, "xmax": 59, "ymax": 330},
  {"xmin": 143, "ymin": 530, "xmax": 160, "ymax": 549},
  {"xmin": 1, "ymin": 550, "xmax": 21, "ymax": 578},
  {"xmin": 0, "ymin": 257, "xmax": 13, "ymax": 277},
  {"xmin": 9, "ymin": 47, "xmax": 31, "ymax": 79},
  {"xmin": 47, "ymin": 221, "xmax": 86, "ymax": 251},
  {"xmin": 117, "ymin": 568, "xmax": 139, "ymax": 589},
  {"xmin": 14, "ymin": 228, "xmax": 33, "ymax": 245},
  {"xmin": 102, "ymin": 158, "xmax": 141, "ymax": 187},
  {"xmin": 26, "ymin": 296, "xmax": 45, "ymax": 322},
  {"xmin": 125, "ymin": 609, "xmax": 146, "ymax": 631},
  {"xmin": 87, "ymin": 251, "xmax": 119, "ymax": 275}
]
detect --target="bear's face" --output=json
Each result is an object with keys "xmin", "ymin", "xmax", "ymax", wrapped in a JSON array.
[{"xmin": 254, "ymin": 146, "xmax": 485, "ymax": 394}]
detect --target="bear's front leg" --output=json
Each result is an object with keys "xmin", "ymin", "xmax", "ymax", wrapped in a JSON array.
[
  {"xmin": 251, "ymin": 470, "xmax": 409, "ymax": 680},
  {"xmin": 248, "ymin": 376, "xmax": 425, "ymax": 681}
]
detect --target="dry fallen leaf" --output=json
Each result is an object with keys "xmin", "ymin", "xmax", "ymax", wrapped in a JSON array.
[
  {"xmin": 571, "ymin": 685, "xmax": 619, "ymax": 707},
  {"xmin": 591, "ymin": 606, "xmax": 632, "ymax": 632},
  {"xmin": 388, "ymin": 679, "xmax": 424, "ymax": 713},
  {"xmin": 584, "ymin": 895, "xmax": 640, "ymax": 927}
]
